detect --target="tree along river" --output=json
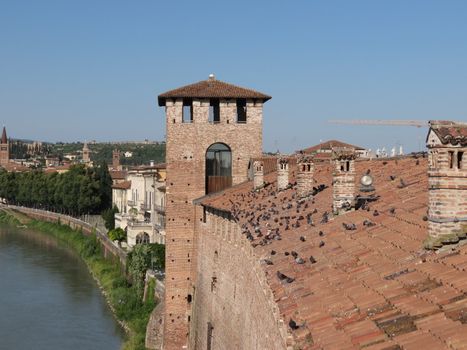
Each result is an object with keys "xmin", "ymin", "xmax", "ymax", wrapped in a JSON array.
[{"xmin": 0, "ymin": 224, "xmax": 124, "ymax": 350}]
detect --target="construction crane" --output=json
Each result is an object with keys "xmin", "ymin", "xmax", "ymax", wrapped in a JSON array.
[{"xmin": 329, "ymin": 120, "xmax": 428, "ymax": 128}]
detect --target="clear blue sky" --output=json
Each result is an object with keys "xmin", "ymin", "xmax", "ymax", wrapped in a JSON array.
[{"xmin": 1, "ymin": 0, "xmax": 466, "ymax": 153}]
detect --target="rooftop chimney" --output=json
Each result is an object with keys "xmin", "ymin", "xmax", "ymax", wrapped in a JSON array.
[
  {"xmin": 332, "ymin": 147, "xmax": 357, "ymax": 214},
  {"xmin": 425, "ymin": 120, "xmax": 467, "ymax": 249},
  {"xmin": 296, "ymin": 155, "xmax": 314, "ymax": 198},
  {"xmin": 277, "ymin": 157, "xmax": 289, "ymax": 191},
  {"xmin": 253, "ymin": 161, "xmax": 264, "ymax": 190}
]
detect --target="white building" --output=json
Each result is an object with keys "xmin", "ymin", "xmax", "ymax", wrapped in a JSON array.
[{"xmin": 112, "ymin": 163, "xmax": 166, "ymax": 247}]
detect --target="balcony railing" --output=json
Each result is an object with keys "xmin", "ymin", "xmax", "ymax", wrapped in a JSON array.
[
  {"xmin": 128, "ymin": 220, "xmax": 152, "ymax": 228},
  {"xmin": 140, "ymin": 203, "xmax": 151, "ymax": 211},
  {"xmin": 153, "ymin": 204, "xmax": 166, "ymax": 213}
]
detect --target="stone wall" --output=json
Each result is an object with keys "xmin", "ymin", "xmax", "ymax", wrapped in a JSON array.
[
  {"xmin": 7, "ymin": 205, "xmax": 127, "ymax": 266},
  {"xmin": 163, "ymin": 98, "xmax": 263, "ymax": 348},
  {"xmin": 189, "ymin": 208, "xmax": 289, "ymax": 350}
]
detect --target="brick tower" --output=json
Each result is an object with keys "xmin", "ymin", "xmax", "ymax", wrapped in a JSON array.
[
  {"xmin": 296, "ymin": 154, "xmax": 314, "ymax": 198},
  {"xmin": 426, "ymin": 120, "xmax": 467, "ymax": 248},
  {"xmin": 332, "ymin": 147, "xmax": 357, "ymax": 214},
  {"xmin": 158, "ymin": 75, "xmax": 270, "ymax": 349},
  {"xmin": 112, "ymin": 149, "xmax": 121, "ymax": 170},
  {"xmin": 0, "ymin": 126, "xmax": 9, "ymax": 166}
]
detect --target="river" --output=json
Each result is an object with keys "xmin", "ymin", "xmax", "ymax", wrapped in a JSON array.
[{"xmin": 0, "ymin": 224, "xmax": 124, "ymax": 350}]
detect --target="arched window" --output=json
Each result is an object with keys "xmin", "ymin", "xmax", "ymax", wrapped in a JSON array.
[
  {"xmin": 136, "ymin": 232, "xmax": 150, "ymax": 244},
  {"xmin": 206, "ymin": 143, "xmax": 232, "ymax": 194}
]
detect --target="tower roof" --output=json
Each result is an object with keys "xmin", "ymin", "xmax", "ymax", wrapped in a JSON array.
[
  {"xmin": 158, "ymin": 75, "xmax": 271, "ymax": 106},
  {"xmin": 1, "ymin": 126, "xmax": 7, "ymax": 144}
]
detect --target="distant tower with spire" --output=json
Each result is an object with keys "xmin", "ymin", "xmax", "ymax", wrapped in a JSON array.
[
  {"xmin": 82, "ymin": 142, "xmax": 91, "ymax": 163},
  {"xmin": 0, "ymin": 126, "xmax": 10, "ymax": 166}
]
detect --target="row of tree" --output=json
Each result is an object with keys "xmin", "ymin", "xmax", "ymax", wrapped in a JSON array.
[{"xmin": 0, "ymin": 162, "xmax": 113, "ymax": 216}]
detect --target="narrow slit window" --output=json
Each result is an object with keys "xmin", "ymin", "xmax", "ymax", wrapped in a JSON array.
[
  {"xmin": 236, "ymin": 99, "xmax": 247, "ymax": 123},
  {"xmin": 449, "ymin": 151, "xmax": 454, "ymax": 169},
  {"xmin": 346, "ymin": 161, "xmax": 350, "ymax": 171},
  {"xmin": 458, "ymin": 151, "xmax": 464, "ymax": 169},
  {"xmin": 183, "ymin": 99, "xmax": 193, "ymax": 123},
  {"xmin": 207, "ymin": 322, "xmax": 214, "ymax": 350},
  {"xmin": 209, "ymin": 99, "xmax": 220, "ymax": 123}
]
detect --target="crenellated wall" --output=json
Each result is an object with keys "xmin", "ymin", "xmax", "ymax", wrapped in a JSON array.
[{"xmin": 189, "ymin": 207, "xmax": 290, "ymax": 350}]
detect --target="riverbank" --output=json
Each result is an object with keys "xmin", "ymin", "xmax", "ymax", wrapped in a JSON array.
[{"xmin": 0, "ymin": 209, "xmax": 155, "ymax": 350}]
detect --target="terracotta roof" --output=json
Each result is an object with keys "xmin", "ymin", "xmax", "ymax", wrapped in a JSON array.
[
  {"xmin": 129, "ymin": 163, "xmax": 166, "ymax": 171},
  {"xmin": 112, "ymin": 180, "xmax": 131, "ymax": 190},
  {"xmin": 1, "ymin": 126, "xmax": 7, "ymax": 144},
  {"xmin": 429, "ymin": 120, "xmax": 467, "ymax": 146},
  {"xmin": 0, "ymin": 162, "xmax": 28, "ymax": 172},
  {"xmin": 301, "ymin": 140, "xmax": 365, "ymax": 154},
  {"xmin": 200, "ymin": 157, "xmax": 467, "ymax": 349},
  {"xmin": 110, "ymin": 170, "xmax": 127, "ymax": 180},
  {"xmin": 158, "ymin": 77, "xmax": 271, "ymax": 106}
]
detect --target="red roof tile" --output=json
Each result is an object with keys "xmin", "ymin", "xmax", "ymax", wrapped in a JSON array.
[
  {"xmin": 429, "ymin": 120, "xmax": 467, "ymax": 146},
  {"xmin": 199, "ymin": 156, "xmax": 467, "ymax": 349},
  {"xmin": 158, "ymin": 77, "xmax": 271, "ymax": 106},
  {"xmin": 300, "ymin": 140, "xmax": 365, "ymax": 154},
  {"xmin": 112, "ymin": 180, "xmax": 131, "ymax": 190}
]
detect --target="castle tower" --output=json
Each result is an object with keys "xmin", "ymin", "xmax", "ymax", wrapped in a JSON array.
[
  {"xmin": 253, "ymin": 160, "xmax": 264, "ymax": 190},
  {"xmin": 296, "ymin": 154, "xmax": 314, "ymax": 197},
  {"xmin": 82, "ymin": 142, "xmax": 90, "ymax": 163},
  {"xmin": 277, "ymin": 157, "xmax": 289, "ymax": 191},
  {"xmin": 332, "ymin": 147, "xmax": 357, "ymax": 214},
  {"xmin": 0, "ymin": 126, "xmax": 9, "ymax": 166},
  {"xmin": 426, "ymin": 120, "xmax": 467, "ymax": 248},
  {"xmin": 158, "ymin": 75, "xmax": 270, "ymax": 349},
  {"xmin": 112, "ymin": 149, "xmax": 121, "ymax": 170}
]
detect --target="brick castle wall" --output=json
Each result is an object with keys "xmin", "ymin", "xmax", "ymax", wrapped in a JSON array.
[{"xmin": 190, "ymin": 208, "xmax": 290, "ymax": 350}]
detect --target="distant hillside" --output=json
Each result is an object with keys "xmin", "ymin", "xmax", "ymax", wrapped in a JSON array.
[{"xmin": 50, "ymin": 142, "xmax": 166, "ymax": 165}]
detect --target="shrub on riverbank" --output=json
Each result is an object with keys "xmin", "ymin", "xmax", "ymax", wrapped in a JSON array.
[
  {"xmin": 21, "ymin": 219, "xmax": 155, "ymax": 350},
  {"xmin": 0, "ymin": 210, "xmax": 21, "ymax": 225}
]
